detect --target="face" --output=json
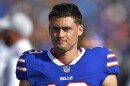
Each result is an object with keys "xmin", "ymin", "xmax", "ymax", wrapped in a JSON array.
[
  {"xmin": 3, "ymin": 30, "xmax": 14, "ymax": 46},
  {"xmin": 0, "ymin": 32, "xmax": 3, "ymax": 39},
  {"xmin": 49, "ymin": 16, "xmax": 83, "ymax": 52}
]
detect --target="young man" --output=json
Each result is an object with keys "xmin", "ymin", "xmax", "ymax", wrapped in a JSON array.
[{"xmin": 16, "ymin": 3, "xmax": 119, "ymax": 86}]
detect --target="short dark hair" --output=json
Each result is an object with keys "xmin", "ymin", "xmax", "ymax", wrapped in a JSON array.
[{"xmin": 48, "ymin": 3, "xmax": 82, "ymax": 25}]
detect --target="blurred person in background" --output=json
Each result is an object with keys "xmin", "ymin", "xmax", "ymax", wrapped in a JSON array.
[
  {"xmin": 0, "ymin": 17, "xmax": 10, "ymax": 86},
  {"xmin": 0, "ymin": 12, "xmax": 34, "ymax": 86}
]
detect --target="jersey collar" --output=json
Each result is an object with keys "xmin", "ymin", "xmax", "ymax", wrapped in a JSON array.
[{"xmin": 47, "ymin": 47, "xmax": 85, "ymax": 66}]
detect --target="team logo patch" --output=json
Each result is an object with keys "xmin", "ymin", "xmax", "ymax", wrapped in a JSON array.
[{"xmin": 63, "ymin": 65, "xmax": 70, "ymax": 73}]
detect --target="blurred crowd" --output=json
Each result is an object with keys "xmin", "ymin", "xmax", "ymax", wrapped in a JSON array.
[{"xmin": 0, "ymin": 0, "xmax": 130, "ymax": 86}]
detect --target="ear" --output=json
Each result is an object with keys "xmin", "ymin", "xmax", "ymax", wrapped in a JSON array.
[{"xmin": 78, "ymin": 25, "xmax": 83, "ymax": 36}]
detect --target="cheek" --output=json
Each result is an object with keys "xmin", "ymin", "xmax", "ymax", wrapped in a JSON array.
[
  {"xmin": 49, "ymin": 30, "xmax": 55, "ymax": 37},
  {"xmin": 50, "ymin": 33, "xmax": 57, "ymax": 39},
  {"xmin": 68, "ymin": 31, "xmax": 79, "ymax": 40},
  {"xmin": 50, "ymin": 32, "xmax": 57, "ymax": 42},
  {"xmin": 4, "ymin": 33, "xmax": 10, "ymax": 39}
]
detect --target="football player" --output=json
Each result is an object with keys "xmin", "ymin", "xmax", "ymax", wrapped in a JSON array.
[{"xmin": 16, "ymin": 3, "xmax": 119, "ymax": 86}]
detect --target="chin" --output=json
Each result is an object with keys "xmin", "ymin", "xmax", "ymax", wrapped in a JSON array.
[{"xmin": 55, "ymin": 45, "xmax": 67, "ymax": 51}]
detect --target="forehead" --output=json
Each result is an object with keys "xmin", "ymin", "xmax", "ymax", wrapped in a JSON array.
[{"xmin": 50, "ymin": 17, "xmax": 76, "ymax": 26}]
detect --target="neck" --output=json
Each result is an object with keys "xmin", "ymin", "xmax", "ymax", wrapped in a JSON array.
[{"xmin": 52, "ymin": 47, "xmax": 80, "ymax": 64}]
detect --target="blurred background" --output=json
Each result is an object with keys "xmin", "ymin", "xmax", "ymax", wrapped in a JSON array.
[{"xmin": 0, "ymin": 0, "xmax": 130, "ymax": 86}]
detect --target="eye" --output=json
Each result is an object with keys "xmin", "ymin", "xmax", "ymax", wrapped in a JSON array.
[
  {"xmin": 53, "ymin": 26, "xmax": 59, "ymax": 29},
  {"xmin": 51, "ymin": 26, "xmax": 60, "ymax": 31},
  {"xmin": 62, "ymin": 27, "xmax": 71, "ymax": 32}
]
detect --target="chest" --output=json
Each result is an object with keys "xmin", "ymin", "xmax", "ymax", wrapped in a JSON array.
[{"xmin": 26, "ymin": 55, "xmax": 107, "ymax": 86}]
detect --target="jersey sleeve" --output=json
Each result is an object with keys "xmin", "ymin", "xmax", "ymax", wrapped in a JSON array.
[
  {"xmin": 105, "ymin": 48, "xmax": 120, "ymax": 75},
  {"xmin": 16, "ymin": 51, "xmax": 28, "ymax": 80}
]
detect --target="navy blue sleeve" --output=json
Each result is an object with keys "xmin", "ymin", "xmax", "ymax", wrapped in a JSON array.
[
  {"xmin": 16, "ymin": 52, "xmax": 28, "ymax": 80},
  {"xmin": 105, "ymin": 48, "xmax": 120, "ymax": 75}
]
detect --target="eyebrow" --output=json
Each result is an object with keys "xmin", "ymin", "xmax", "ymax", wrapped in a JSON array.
[{"xmin": 52, "ymin": 25, "xmax": 71, "ymax": 29}]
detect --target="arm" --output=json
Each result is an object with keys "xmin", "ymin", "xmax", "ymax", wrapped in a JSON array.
[
  {"xmin": 19, "ymin": 80, "xmax": 31, "ymax": 86},
  {"xmin": 102, "ymin": 48, "xmax": 120, "ymax": 86},
  {"xmin": 102, "ymin": 75, "xmax": 117, "ymax": 86},
  {"xmin": 16, "ymin": 52, "xmax": 29, "ymax": 86}
]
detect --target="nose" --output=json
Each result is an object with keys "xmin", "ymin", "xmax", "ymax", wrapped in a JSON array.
[{"xmin": 58, "ymin": 29, "xmax": 64, "ymax": 38}]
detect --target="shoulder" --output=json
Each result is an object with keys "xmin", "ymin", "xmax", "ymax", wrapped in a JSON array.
[
  {"xmin": 83, "ymin": 46, "xmax": 116, "ymax": 62},
  {"xmin": 85, "ymin": 46, "xmax": 111, "ymax": 55},
  {"xmin": 23, "ymin": 49, "xmax": 47, "ymax": 55},
  {"xmin": 17, "ymin": 49, "xmax": 47, "ymax": 65},
  {"xmin": 88, "ymin": 46, "xmax": 110, "ymax": 50},
  {"xmin": 20, "ymin": 49, "xmax": 48, "ymax": 60}
]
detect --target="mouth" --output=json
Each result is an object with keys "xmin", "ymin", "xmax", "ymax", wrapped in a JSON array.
[
  {"xmin": 57, "ymin": 41, "xmax": 65, "ymax": 44},
  {"xmin": 56, "ymin": 39, "xmax": 67, "ymax": 44}
]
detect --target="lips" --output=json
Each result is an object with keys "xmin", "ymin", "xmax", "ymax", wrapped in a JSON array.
[{"xmin": 56, "ymin": 39, "xmax": 67, "ymax": 44}]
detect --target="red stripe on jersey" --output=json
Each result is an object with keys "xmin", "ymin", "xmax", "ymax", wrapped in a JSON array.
[
  {"xmin": 107, "ymin": 54, "xmax": 116, "ymax": 59},
  {"xmin": 107, "ymin": 61, "xmax": 118, "ymax": 67},
  {"xmin": 16, "ymin": 66, "xmax": 27, "ymax": 72},
  {"xmin": 18, "ymin": 58, "xmax": 25, "ymax": 63}
]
